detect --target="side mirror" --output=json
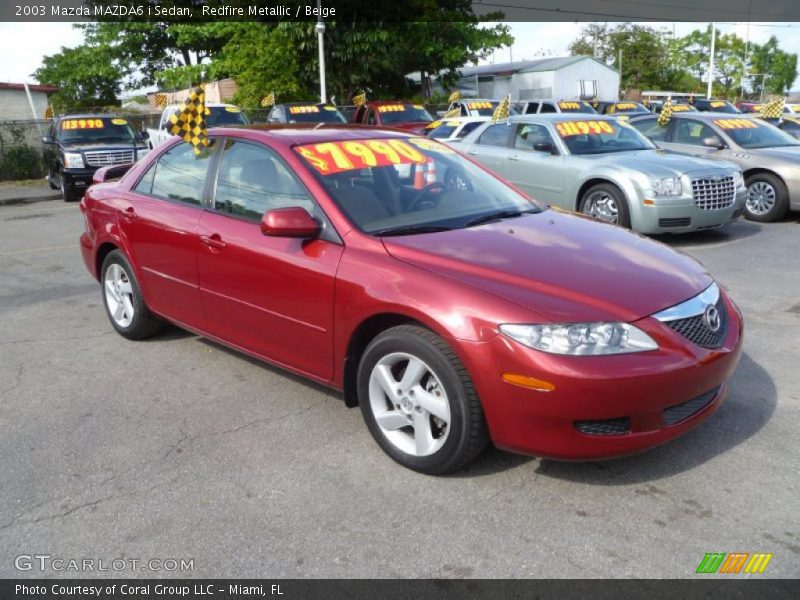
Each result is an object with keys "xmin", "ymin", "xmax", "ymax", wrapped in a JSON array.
[
  {"xmin": 702, "ymin": 136, "xmax": 725, "ymax": 150},
  {"xmin": 138, "ymin": 131, "xmax": 150, "ymax": 141},
  {"xmin": 42, "ymin": 136, "xmax": 53, "ymax": 144},
  {"xmin": 260, "ymin": 207, "xmax": 320, "ymax": 238},
  {"xmin": 533, "ymin": 141, "xmax": 557, "ymax": 155}
]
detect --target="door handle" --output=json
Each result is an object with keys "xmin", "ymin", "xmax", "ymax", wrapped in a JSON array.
[
  {"xmin": 467, "ymin": 150, "xmax": 478, "ymax": 156},
  {"xmin": 200, "ymin": 234, "xmax": 226, "ymax": 249},
  {"xmin": 508, "ymin": 155, "xmax": 520, "ymax": 161},
  {"xmin": 122, "ymin": 206, "xmax": 137, "ymax": 220}
]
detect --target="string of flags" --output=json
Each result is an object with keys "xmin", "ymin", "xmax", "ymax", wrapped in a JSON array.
[
  {"xmin": 448, "ymin": 90, "xmax": 461, "ymax": 104},
  {"xmin": 491, "ymin": 95, "xmax": 510, "ymax": 124},
  {"xmin": 352, "ymin": 90, "xmax": 366, "ymax": 107},
  {"xmin": 657, "ymin": 96, "xmax": 673, "ymax": 127},
  {"xmin": 168, "ymin": 83, "xmax": 209, "ymax": 156}
]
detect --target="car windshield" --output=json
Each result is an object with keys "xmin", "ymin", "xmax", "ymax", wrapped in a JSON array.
[
  {"xmin": 378, "ymin": 104, "xmax": 434, "ymax": 124},
  {"xmin": 555, "ymin": 119, "xmax": 654, "ymax": 155},
  {"xmin": 286, "ymin": 105, "xmax": 347, "ymax": 123},
  {"xmin": 206, "ymin": 106, "xmax": 249, "ymax": 127},
  {"xmin": 294, "ymin": 136, "xmax": 541, "ymax": 235},
  {"xmin": 609, "ymin": 103, "xmax": 649, "ymax": 114},
  {"xmin": 557, "ymin": 101, "xmax": 597, "ymax": 114},
  {"xmin": 59, "ymin": 117, "xmax": 137, "ymax": 143},
  {"xmin": 704, "ymin": 101, "xmax": 740, "ymax": 113},
  {"xmin": 712, "ymin": 118, "xmax": 800, "ymax": 149},
  {"xmin": 467, "ymin": 101, "xmax": 519, "ymax": 117},
  {"xmin": 427, "ymin": 120, "xmax": 483, "ymax": 140}
]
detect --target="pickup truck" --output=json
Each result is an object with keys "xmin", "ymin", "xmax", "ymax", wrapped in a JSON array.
[
  {"xmin": 350, "ymin": 101, "xmax": 434, "ymax": 133},
  {"xmin": 515, "ymin": 99, "xmax": 598, "ymax": 115},
  {"xmin": 43, "ymin": 114, "xmax": 150, "ymax": 202},
  {"xmin": 146, "ymin": 103, "xmax": 248, "ymax": 149}
]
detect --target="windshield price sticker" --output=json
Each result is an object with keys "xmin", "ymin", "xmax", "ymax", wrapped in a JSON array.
[
  {"xmin": 289, "ymin": 106, "xmax": 320, "ymax": 114},
  {"xmin": 558, "ymin": 102, "xmax": 581, "ymax": 109},
  {"xmin": 62, "ymin": 119, "xmax": 104, "ymax": 130},
  {"xmin": 468, "ymin": 102, "xmax": 493, "ymax": 109},
  {"xmin": 671, "ymin": 105, "xmax": 693, "ymax": 112},
  {"xmin": 296, "ymin": 139, "xmax": 428, "ymax": 175},
  {"xmin": 556, "ymin": 120, "xmax": 616, "ymax": 137},
  {"xmin": 224, "ymin": 106, "xmax": 241, "ymax": 112},
  {"xmin": 111, "ymin": 118, "xmax": 128, "ymax": 125},
  {"xmin": 714, "ymin": 119, "xmax": 759, "ymax": 130},
  {"xmin": 377, "ymin": 105, "xmax": 406, "ymax": 113},
  {"xmin": 711, "ymin": 101, "xmax": 727, "ymax": 108},
  {"xmin": 615, "ymin": 103, "xmax": 638, "ymax": 110}
]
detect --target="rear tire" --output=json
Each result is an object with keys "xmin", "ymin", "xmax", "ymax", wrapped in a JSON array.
[
  {"xmin": 357, "ymin": 325, "xmax": 489, "ymax": 475},
  {"xmin": 579, "ymin": 183, "xmax": 631, "ymax": 228},
  {"xmin": 744, "ymin": 173, "xmax": 789, "ymax": 222},
  {"xmin": 100, "ymin": 250, "xmax": 163, "ymax": 340}
]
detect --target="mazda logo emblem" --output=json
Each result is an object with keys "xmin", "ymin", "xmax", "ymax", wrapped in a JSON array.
[{"xmin": 704, "ymin": 304, "xmax": 721, "ymax": 332}]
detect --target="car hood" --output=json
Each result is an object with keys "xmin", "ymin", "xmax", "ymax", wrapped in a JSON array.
[
  {"xmin": 382, "ymin": 211, "xmax": 712, "ymax": 323},
  {"xmin": 63, "ymin": 141, "xmax": 145, "ymax": 152},
  {"xmin": 579, "ymin": 149, "xmax": 730, "ymax": 177},
  {"xmin": 747, "ymin": 145, "xmax": 800, "ymax": 161}
]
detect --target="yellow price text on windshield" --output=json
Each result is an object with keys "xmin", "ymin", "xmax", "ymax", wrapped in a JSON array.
[
  {"xmin": 289, "ymin": 106, "xmax": 320, "ymax": 114},
  {"xmin": 377, "ymin": 105, "xmax": 405, "ymax": 112},
  {"xmin": 713, "ymin": 119, "xmax": 759, "ymax": 130},
  {"xmin": 555, "ymin": 120, "xmax": 616, "ymax": 137},
  {"xmin": 295, "ymin": 139, "xmax": 428, "ymax": 175},
  {"xmin": 62, "ymin": 119, "xmax": 104, "ymax": 130}
]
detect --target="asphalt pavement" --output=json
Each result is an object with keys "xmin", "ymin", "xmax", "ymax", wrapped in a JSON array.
[{"xmin": 0, "ymin": 198, "xmax": 798, "ymax": 578}]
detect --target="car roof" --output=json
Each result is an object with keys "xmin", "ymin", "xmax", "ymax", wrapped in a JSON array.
[
  {"xmin": 58, "ymin": 114, "xmax": 121, "ymax": 120},
  {"xmin": 433, "ymin": 116, "xmax": 488, "ymax": 123},
  {"xmin": 275, "ymin": 102, "xmax": 337, "ymax": 107},
  {"xmin": 504, "ymin": 114, "xmax": 617, "ymax": 123},
  {"xmin": 364, "ymin": 100, "xmax": 419, "ymax": 105},
  {"xmin": 208, "ymin": 124, "xmax": 416, "ymax": 146}
]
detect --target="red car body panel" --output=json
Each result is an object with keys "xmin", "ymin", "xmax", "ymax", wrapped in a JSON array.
[{"xmin": 80, "ymin": 125, "xmax": 743, "ymax": 460}]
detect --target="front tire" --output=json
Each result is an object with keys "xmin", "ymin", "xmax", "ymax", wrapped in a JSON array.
[
  {"xmin": 60, "ymin": 171, "xmax": 78, "ymax": 202},
  {"xmin": 579, "ymin": 183, "xmax": 631, "ymax": 228},
  {"xmin": 357, "ymin": 325, "xmax": 489, "ymax": 475},
  {"xmin": 744, "ymin": 173, "xmax": 789, "ymax": 222},
  {"xmin": 101, "ymin": 250, "xmax": 163, "ymax": 340}
]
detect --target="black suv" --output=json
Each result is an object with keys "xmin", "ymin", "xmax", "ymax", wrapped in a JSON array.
[{"xmin": 43, "ymin": 114, "xmax": 150, "ymax": 202}]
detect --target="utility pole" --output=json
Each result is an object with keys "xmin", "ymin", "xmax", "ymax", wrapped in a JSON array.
[
  {"xmin": 315, "ymin": 0, "xmax": 326, "ymax": 103},
  {"xmin": 707, "ymin": 23, "xmax": 716, "ymax": 99}
]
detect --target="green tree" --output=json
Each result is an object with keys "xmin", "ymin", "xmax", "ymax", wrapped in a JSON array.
[
  {"xmin": 749, "ymin": 35, "xmax": 798, "ymax": 96},
  {"xmin": 34, "ymin": 44, "xmax": 122, "ymax": 110}
]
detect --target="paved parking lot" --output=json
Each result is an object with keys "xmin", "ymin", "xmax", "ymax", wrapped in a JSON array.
[{"xmin": 0, "ymin": 198, "xmax": 798, "ymax": 578}]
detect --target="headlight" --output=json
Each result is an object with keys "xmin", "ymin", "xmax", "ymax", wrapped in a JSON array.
[
  {"xmin": 499, "ymin": 322, "xmax": 658, "ymax": 356},
  {"xmin": 649, "ymin": 176, "xmax": 682, "ymax": 196},
  {"xmin": 732, "ymin": 170, "xmax": 744, "ymax": 188},
  {"xmin": 63, "ymin": 152, "xmax": 84, "ymax": 169}
]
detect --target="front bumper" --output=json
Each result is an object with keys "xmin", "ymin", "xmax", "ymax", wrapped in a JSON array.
[
  {"xmin": 457, "ymin": 292, "xmax": 744, "ymax": 460},
  {"xmin": 62, "ymin": 167, "xmax": 98, "ymax": 192},
  {"xmin": 631, "ymin": 188, "xmax": 747, "ymax": 234}
]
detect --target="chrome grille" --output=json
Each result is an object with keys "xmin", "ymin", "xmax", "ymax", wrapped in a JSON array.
[
  {"xmin": 663, "ymin": 386, "xmax": 720, "ymax": 426},
  {"xmin": 84, "ymin": 150, "xmax": 135, "ymax": 167},
  {"xmin": 653, "ymin": 283, "xmax": 728, "ymax": 349},
  {"xmin": 691, "ymin": 175, "xmax": 735, "ymax": 210}
]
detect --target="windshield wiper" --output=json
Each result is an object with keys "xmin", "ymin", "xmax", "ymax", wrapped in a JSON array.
[
  {"xmin": 464, "ymin": 209, "xmax": 536, "ymax": 228},
  {"xmin": 373, "ymin": 225, "xmax": 454, "ymax": 237}
]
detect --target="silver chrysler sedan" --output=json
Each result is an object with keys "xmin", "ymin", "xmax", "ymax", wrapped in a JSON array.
[
  {"xmin": 627, "ymin": 112, "xmax": 800, "ymax": 222},
  {"xmin": 459, "ymin": 115, "xmax": 746, "ymax": 234}
]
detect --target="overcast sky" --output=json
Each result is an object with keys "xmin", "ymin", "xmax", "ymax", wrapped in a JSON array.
[{"xmin": 1, "ymin": 21, "xmax": 799, "ymax": 89}]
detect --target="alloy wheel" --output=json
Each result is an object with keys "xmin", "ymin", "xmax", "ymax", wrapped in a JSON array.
[
  {"xmin": 368, "ymin": 352, "xmax": 451, "ymax": 457},
  {"xmin": 104, "ymin": 263, "xmax": 135, "ymax": 328},
  {"xmin": 582, "ymin": 191, "xmax": 619, "ymax": 224},
  {"xmin": 746, "ymin": 181, "xmax": 776, "ymax": 216}
]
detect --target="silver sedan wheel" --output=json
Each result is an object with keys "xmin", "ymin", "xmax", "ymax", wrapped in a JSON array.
[
  {"xmin": 368, "ymin": 352, "xmax": 451, "ymax": 457},
  {"xmin": 582, "ymin": 191, "xmax": 619, "ymax": 224},
  {"xmin": 746, "ymin": 181, "xmax": 776, "ymax": 216},
  {"xmin": 104, "ymin": 263, "xmax": 135, "ymax": 328}
]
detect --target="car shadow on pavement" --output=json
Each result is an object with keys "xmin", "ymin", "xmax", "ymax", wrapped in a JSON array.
[
  {"xmin": 654, "ymin": 219, "xmax": 763, "ymax": 248},
  {"xmin": 528, "ymin": 352, "xmax": 776, "ymax": 485}
]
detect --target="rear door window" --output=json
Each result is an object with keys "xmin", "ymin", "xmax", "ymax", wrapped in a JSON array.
[{"xmin": 145, "ymin": 140, "xmax": 217, "ymax": 206}]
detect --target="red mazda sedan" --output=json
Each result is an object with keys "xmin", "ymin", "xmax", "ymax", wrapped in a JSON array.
[{"xmin": 79, "ymin": 126, "xmax": 743, "ymax": 474}]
